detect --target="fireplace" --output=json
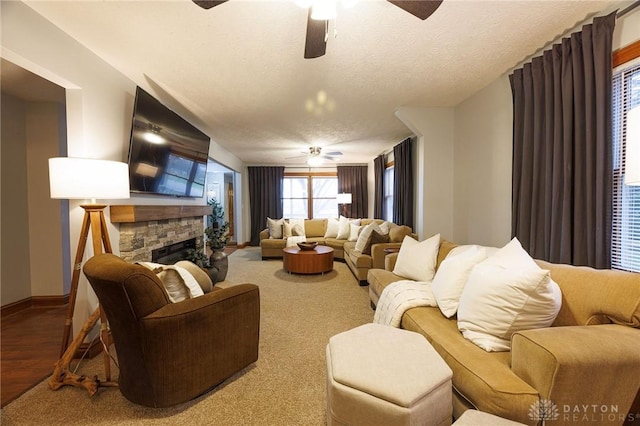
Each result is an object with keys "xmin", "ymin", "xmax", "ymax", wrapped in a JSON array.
[
  {"xmin": 111, "ymin": 205, "xmax": 209, "ymax": 263},
  {"xmin": 152, "ymin": 238, "xmax": 196, "ymax": 264}
]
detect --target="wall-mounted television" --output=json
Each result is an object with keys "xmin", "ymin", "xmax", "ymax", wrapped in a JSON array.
[{"xmin": 127, "ymin": 86, "xmax": 210, "ymax": 197}]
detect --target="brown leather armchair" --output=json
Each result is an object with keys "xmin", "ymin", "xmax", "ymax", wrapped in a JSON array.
[{"xmin": 83, "ymin": 253, "xmax": 260, "ymax": 407}]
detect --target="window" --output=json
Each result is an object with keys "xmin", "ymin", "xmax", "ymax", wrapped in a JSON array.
[
  {"xmin": 383, "ymin": 165, "xmax": 394, "ymax": 222},
  {"xmin": 282, "ymin": 173, "xmax": 338, "ymax": 218},
  {"xmin": 612, "ymin": 63, "xmax": 640, "ymax": 273}
]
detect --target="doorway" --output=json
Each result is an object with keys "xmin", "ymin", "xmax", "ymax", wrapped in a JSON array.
[{"xmin": 206, "ymin": 159, "xmax": 237, "ymax": 244}]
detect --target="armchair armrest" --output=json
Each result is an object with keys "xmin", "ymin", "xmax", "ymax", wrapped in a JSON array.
[
  {"xmin": 259, "ymin": 229, "xmax": 269, "ymax": 241},
  {"xmin": 385, "ymin": 252, "xmax": 399, "ymax": 271},
  {"xmin": 370, "ymin": 243, "xmax": 402, "ymax": 269},
  {"xmin": 511, "ymin": 325, "xmax": 640, "ymax": 419}
]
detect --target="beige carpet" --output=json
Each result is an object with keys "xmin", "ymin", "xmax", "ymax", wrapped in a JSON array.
[{"xmin": 0, "ymin": 248, "xmax": 373, "ymax": 426}]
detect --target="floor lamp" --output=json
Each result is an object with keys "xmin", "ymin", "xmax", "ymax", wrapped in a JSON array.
[
  {"xmin": 47, "ymin": 157, "xmax": 129, "ymax": 395},
  {"xmin": 336, "ymin": 193, "xmax": 352, "ymax": 217}
]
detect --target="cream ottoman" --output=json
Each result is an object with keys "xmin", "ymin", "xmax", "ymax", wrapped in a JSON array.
[{"xmin": 326, "ymin": 323, "xmax": 453, "ymax": 426}]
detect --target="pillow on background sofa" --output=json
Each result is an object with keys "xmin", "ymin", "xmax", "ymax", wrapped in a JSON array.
[
  {"xmin": 355, "ymin": 222, "xmax": 383, "ymax": 252},
  {"xmin": 431, "ymin": 245, "xmax": 488, "ymax": 318},
  {"xmin": 457, "ymin": 238, "xmax": 562, "ymax": 352},
  {"xmin": 324, "ymin": 218, "xmax": 340, "ymax": 238},
  {"xmin": 363, "ymin": 231, "xmax": 390, "ymax": 255},
  {"xmin": 348, "ymin": 224, "xmax": 362, "ymax": 241},
  {"xmin": 267, "ymin": 217, "xmax": 284, "ymax": 239},
  {"xmin": 393, "ymin": 234, "xmax": 440, "ymax": 282},
  {"xmin": 338, "ymin": 216, "xmax": 361, "ymax": 240}
]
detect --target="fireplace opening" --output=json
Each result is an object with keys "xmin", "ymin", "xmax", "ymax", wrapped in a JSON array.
[{"xmin": 151, "ymin": 238, "xmax": 196, "ymax": 264}]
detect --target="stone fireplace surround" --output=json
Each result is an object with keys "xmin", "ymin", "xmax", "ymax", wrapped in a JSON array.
[{"xmin": 110, "ymin": 205, "xmax": 210, "ymax": 263}]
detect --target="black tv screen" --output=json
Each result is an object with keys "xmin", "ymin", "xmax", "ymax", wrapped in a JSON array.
[{"xmin": 127, "ymin": 87, "xmax": 210, "ymax": 197}]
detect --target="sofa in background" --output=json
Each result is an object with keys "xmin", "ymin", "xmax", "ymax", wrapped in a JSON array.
[
  {"xmin": 259, "ymin": 218, "xmax": 413, "ymax": 284},
  {"xmin": 367, "ymin": 239, "xmax": 640, "ymax": 425}
]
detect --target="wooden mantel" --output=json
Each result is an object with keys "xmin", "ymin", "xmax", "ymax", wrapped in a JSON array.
[{"xmin": 109, "ymin": 205, "xmax": 210, "ymax": 223}]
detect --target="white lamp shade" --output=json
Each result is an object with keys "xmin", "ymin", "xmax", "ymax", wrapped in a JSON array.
[
  {"xmin": 625, "ymin": 106, "xmax": 640, "ymax": 186},
  {"xmin": 336, "ymin": 193, "xmax": 352, "ymax": 204},
  {"xmin": 49, "ymin": 157, "xmax": 130, "ymax": 200}
]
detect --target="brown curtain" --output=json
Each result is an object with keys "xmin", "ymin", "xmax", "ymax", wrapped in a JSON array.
[
  {"xmin": 510, "ymin": 12, "xmax": 615, "ymax": 268},
  {"xmin": 337, "ymin": 165, "xmax": 368, "ymax": 218},
  {"xmin": 393, "ymin": 138, "xmax": 414, "ymax": 228},
  {"xmin": 248, "ymin": 166, "xmax": 284, "ymax": 246},
  {"xmin": 374, "ymin": 155, "xmax": 385, "ymax": 219}
]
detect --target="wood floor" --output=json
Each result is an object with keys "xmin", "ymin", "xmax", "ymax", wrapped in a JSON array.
[{"xmin": 1, "ymin": 305, "xmax": 67, "ymax": 407}]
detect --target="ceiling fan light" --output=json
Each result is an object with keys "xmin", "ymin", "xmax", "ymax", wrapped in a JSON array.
[
  {"xmin": 311, "ymin": 0, "xmax": 336, "ymax": 20},
  {"xmin": 307, "ymin": 156, "xmax": 324, "ymax": 167}
]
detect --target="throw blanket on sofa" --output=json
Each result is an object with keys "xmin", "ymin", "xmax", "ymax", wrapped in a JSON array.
[{"xmin": 373, "ymin": 280, "xmax": 437, "ymax": 327}]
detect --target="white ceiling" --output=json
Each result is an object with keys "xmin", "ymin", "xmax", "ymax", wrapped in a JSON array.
[{"xmin": 22, "ymin": 0, "xmax": 614, "ymax": 166}]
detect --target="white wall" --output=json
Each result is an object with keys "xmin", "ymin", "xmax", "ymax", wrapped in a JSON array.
[
  {"xmin": 395, "ymin": 107, "xmax": 455, "ymax": 240},
  {"xmin": 453, "ymin": 77, "xmax": 513, "ymax": 247}
]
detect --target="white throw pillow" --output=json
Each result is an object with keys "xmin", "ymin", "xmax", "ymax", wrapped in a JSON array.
[
  {"xmin": 355, "ymin": 222, "xmax": 382, "ymax": 252},
  {"xmin": 138, "ymin": 262, "xmax": 205, "ymax": 303},
  {"xmin": 336, "ymin": 216, "xmax": 351, "ymax": 239},
  {"xmin": 267, "ymin": 217, "xmax": 284, "ymax": 239},
  {"xmin": 456, "ymin": 238, "xmax": 562, "ymax": 352},
  {"xmin": 289, "ymin": 218, "xmax": 306, "ymax": 236},
  {"xmin": 379, "ymin": 221, "xmax": 391, "ymax": 235},
  {"xmin": 283, "ymin": 221, "xmax": 294, "ymax": 238},
  {"xmin": 431, "ymin": 245, "xmax": 488, "ymax": 318},
  {"xmin": 337, "ymin": 216, "xmax": 361, "ymax": 240},
  {"xmin": 348, "ymin": 224, "xmax": 362, "ymax": 242},
  {"xmin": 392, "ymin": 234, "xmax": 441, "ymax": 282},
  {"xmin": 324, "ymin": 218, "xmax": 340, "ymax": 238}
]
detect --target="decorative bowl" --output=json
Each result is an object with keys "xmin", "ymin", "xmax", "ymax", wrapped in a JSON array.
[{"xmin": 297, "ymin": 242, "xmax": 318, "ymax": 251}]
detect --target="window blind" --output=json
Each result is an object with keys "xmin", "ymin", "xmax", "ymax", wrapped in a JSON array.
[{"xmin": 611, "ymin": 63, "xmax": 640, "ymax": 272}]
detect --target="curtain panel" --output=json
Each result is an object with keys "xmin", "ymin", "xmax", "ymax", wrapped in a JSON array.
[
  {"xmin": 374, "ymin": 155, "xmax": 385, "ymax": 219},
  {"xmin": 337, "ymin": 165, "xmax": 368, "ymax": 218},
  {"xmin": 248, "ymin": 166, "xmax": 284, "ymax": 246},
  {"xmin": 509, "ymin": 12, "xmax": 616, "ymax": 268},
  {"xmin": 393, "ymin": 138, "xmax": 414, "ymax": 228}
]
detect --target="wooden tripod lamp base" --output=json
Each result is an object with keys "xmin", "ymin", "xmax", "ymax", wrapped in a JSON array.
[{"xmin": 49, "ymin": 204, "xmax": 117, "ymax": 394}]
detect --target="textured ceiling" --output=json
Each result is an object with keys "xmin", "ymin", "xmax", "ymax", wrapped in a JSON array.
[{"xmin": 22, "ymin": 0, "xmax": 614, "ymax": 166}]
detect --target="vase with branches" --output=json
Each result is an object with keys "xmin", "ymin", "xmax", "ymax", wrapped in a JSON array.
[
  {"xmin": 205, "ymin": 198, "xmax": 230, "ymax": 282},
  {"xmin": 205, "ymin": 198, "xmax": 230, "ymax": 251}
]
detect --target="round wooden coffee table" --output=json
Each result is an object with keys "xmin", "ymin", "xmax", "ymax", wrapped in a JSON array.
[{"xmin": 282, "ymin": 245, "xmax": 334, "ymax": 275}]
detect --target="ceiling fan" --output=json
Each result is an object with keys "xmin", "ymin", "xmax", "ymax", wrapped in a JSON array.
[
  {"xmin": 286, "ymin": 146, "xmax": 343, "ymax": 166},
  {"xmin": 192, "ymin": 0, "xmax": 444, "ymax": 59}
]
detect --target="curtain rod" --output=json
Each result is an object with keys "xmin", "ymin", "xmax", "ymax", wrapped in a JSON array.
[{"xmin": 617, "ymin": 0, "xmax": 640, "ymax": 18}]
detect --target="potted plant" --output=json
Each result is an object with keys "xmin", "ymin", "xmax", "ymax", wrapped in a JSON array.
[{"xmin": 205, "ymin": 198, "xmax": 230, "ymax": 281}]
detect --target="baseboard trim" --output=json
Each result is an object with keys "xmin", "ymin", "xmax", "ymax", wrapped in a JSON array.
[{"xmin": 1, "ymin": 295, "xmax": 69, "ymax": 319}]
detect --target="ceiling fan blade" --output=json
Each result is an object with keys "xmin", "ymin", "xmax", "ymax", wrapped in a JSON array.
[
  {"xmin": 324, "ymin": 151, "xmax": 342, "ymax": 156},
  {"xmin": 192, "ymin": 0, "xmax": 228, "ymax": 10},
  {"xmin": 387, "ymin": 0, "xmax": 443, "ymax": 20},
  {"xmin": 304, "ymin": 10, "xmax": 327, "ymax": 59}
]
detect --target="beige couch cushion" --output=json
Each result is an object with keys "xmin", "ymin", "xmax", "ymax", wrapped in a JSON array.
[
  {"xmin": 389, "ymin": 225, "xmax": 412, "ymax": 242},
  {"xmin": 305, "ymin": 219, "xmax": 327, "ymax": 238}
]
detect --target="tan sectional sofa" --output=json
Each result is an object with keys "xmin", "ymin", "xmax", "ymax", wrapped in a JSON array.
[
  {"xmin": 367, "ymin": 239, "xmax": 640, "ymax": 425},
  {"xmin": 259, "ymin": 218, "xmax": 413, "ymax": 284}
]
